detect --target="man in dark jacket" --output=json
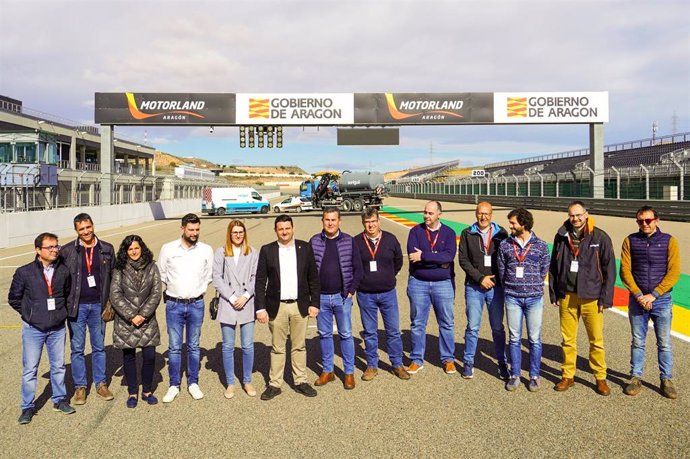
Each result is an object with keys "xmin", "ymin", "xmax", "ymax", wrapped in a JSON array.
[
  {"xmin": 458, "ymin": 202, "xmax": 509, "ymax": 380},
  {"xmin": 9, "ymin": 232, "xmax": 75, "ymax": 424},
  {"xmin": 255, "ymin": 214, "xmax": 320, "ymax": 400},
  {"xmin": 310, "ymin": 208, "xmax": 362, "ymax": 390},
  {"xmin": 549, "ymin": 201, "xmax": 615, "ymax": 396},
  {"xmin": 354, "ymin": 208, "xmax": 410, "ymax": 381},
  {"xmin": 60, "ymin": 213, "xmax": 115, "ymax": 404}
]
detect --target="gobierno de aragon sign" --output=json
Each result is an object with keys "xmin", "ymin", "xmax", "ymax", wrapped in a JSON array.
[{"xmin": 94, "ymin": 91, "xmax": 608, "ymax": 126}]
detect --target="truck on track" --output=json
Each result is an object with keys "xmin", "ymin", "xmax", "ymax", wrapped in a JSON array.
[
  {"xmin": 299, "ymin": 170, "xmax": 386, "ymax": 212},
  {"xmin": 201, "ymin": 187, "xmax": 270, "ymax": 216}
]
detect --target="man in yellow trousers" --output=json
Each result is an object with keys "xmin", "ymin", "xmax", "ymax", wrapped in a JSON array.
[{"xmin": 548, "ymin": 201, "xmax": 616, "ymax": 396}]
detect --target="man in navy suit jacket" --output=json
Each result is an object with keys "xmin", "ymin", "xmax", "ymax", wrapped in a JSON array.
[{"xmin": 255, "ymin": 214, "xmax": 320, "ymax": 400}]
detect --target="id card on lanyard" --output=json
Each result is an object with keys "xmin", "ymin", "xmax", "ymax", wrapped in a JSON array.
[
  {"xmin": 44, "ymin": 272, "xmax": 56, "ymax": 310},
  {"xmin": 85, "ymin": 246, "xmax": 97, "ymax": 287},
  {"xmin": 364, "ymin": 233, "xmax": 382, "ymax": 272},
  {"xmin": 512, "ymin": 241, "xmax": 532, "ymax": 279},
  {"xmin": 425, "ymin": 227, "xmax": 440, "ymax": 253},
  {"xmin": 481, "ymin": 227, "xmax": 493, "ymax": 267}
]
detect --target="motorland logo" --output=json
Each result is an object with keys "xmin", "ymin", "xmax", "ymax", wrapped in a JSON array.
[
  {"xmin": 126, "ymin": 93, "xmax": 206, "ymax": 121},
  {"xmin": 384, "ymin": 93, "xmax": 465, "ymax": 121}
]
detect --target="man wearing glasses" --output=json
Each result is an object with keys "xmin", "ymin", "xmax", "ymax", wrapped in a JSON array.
[
  {"xmin": 548, "ymin": 201, "xmax": 616, "ymax": 396},
  {"xmin": 9, "ymin": 233, "xmax": 75, "ymax": 424},
  {"xmin": 620, "ymin": 205, "xmax": 680, "ymax": 399}
]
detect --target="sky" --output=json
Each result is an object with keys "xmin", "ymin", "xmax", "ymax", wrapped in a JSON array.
[{"xmin": 1, "ymin": 0, "xmax": 689, "ymax": 173}]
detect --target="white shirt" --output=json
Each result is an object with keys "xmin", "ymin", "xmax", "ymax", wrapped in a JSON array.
[
  {"xmin": 278, "ymin": 240, "xmax": 298, "ymax": 300},
  {"xmin": 158, "ymin": 238, "xmax": 214, "ymax": 299}
]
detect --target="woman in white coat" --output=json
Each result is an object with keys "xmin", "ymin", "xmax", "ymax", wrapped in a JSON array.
[{"xmin": 212, "ymin": 220, "xmax": 259, "ymax": 398}]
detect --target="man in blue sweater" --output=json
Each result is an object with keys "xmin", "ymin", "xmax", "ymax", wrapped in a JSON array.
[
  {"xmin": 310, "ymin": 207, "xmax": 362, "ymax": 389},
  {"xmin": 9, "ymin": 232, "xmax": 76, "ymax": 424},
  {"xmin": 497, "ymin": 208, "xmax": 550, "ymax": 392},
  {"xmin": 354, "ymin": 207, "xmax": 410, "ymax": 381},
  {"xmin": 406, "ymin": 201, "xmax": 457, "ymax": 375}
]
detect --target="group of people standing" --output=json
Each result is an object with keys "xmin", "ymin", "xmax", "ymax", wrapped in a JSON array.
[{"xmin": 9, "ymin": 201, "xmax": 680, "ymax": 425}]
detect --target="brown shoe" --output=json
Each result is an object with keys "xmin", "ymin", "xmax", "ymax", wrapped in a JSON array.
[
  {"xmin": 624, "ymin": 377, "xmax": 643, "ymax": 396},
  {"xmin": 596, "ymin": 379, "xmax": 611, "ymax": 396},
  {"xmin": 361, "ymin": 367, "xmax": 378, "ymax": 381},
  {"xmin": 73, "ymin": 387, "xmax": 87, "ymax": 405},
  {"xmin": 314, "ymin": 372, "xmax": 335, "ymax": 386},
  {"xmin": 96, "ymin": 383, "xmax": 114, "ymax": 401},
  {"xmin": 444, "ymin": 361, "xmax": 457, "ymax": 375},
  {"xmin": 406, "ymin": 362, "xmax": 424, "ymax": 374},
  {"xmin": 392, "ymin": 366, "xmax": 411, "ymax": 380},
  {"xmin": 343, "ymin": 374, "xmax": 355, "ymax": 390},
  {"xmin": 661, "ymin": 379, "xmax": 678, "ymax": 400},
  {"xmin": 554, "ymin": 377, "xmax": 575, "ymax": 392}
]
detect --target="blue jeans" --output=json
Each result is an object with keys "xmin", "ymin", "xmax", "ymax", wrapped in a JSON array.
[
  {"xmin": 407, "ymin": 277, "xmax": 456, "ymax": 365},
  {"xmin": 357, "ymin": 289, "xmax": 404, "ymax": 368},
  {"xmin": 166, "ymin": 299, "xmax": 205, "ymax": 387},
  {"xmin": 68, "ymin": 302, "xmax": 106, "ymax": 388},
  {"xmin": 317, "ymin": 293, "xmax": 355, "ymax": 374},
  {"xmin": 21, "ymin": 322, "xmax": 67, "ymax": 410},
  {"xmin": 221, "ymin": 322, "xmax": 255, "ymax": 385},
  {"xmin": 463, "ymin": 283, "xmax": 506, "ymax": 366},
  {"xmin": 505, "ymin": 295, "xmax": 543, "ymax": 378},
  {"xmin": 628, "ymin": 293, "xmax": 673, "ymax": 379}
]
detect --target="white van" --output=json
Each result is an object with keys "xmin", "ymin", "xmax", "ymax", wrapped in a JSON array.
[{"xmin": 201, "ymin": 187, "xmax": 270, "ymax": 216}]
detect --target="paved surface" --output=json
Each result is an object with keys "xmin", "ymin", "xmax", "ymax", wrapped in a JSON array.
[{"xmin": 1, "ymin": 196, "xmax": 689, "ymax": 457}]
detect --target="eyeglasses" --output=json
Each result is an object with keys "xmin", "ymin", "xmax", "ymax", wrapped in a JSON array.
[
  {"xmin": 636, "ymin": 218, "xmax": 657, "ymax": 225},
  {"xmin": 568, "ymin": 213, "xmax": 586, "ymax": 219},
  {"xmin": 40, "ymin": 245, "xmax": 61, "ymax": 251},
  {"xmin": 231, "ymin": 231, "xmax": 245, "ymax": 235}
]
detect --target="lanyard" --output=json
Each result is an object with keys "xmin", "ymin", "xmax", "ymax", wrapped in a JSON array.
[
  {"xmin": 425, "ymin": 227, "xmax": 440, "ymax": 251},
  {"xmin": 364, "ymin": 233, "xmax": 382, "ymax": 260},
  {"xmin": 480, "ymin": 227, "xmax": 493, "ymax": 254},
  {"xmin": 512, "ymin": 241, "xmax": 532, "ymax": 264},
  {"xmin": 84, "ymin": 246, "xmax": 95, "ymax": 275},
  {"xmin": 566, "ymin": 233, "xmax": 580, "ymax": 258},
  {"xmin": 43, "ymin": 272, "xmax": 53, "ymax": 297}
]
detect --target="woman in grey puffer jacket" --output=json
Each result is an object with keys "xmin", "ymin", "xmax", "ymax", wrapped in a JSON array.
[{"xmin": 110, "ymin": 235, "xmax": 162, "ymax": 408}]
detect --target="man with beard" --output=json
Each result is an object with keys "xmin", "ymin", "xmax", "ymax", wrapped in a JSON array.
[
  {"xmin": 60, "ymin": 213, "xmax": 115, "ymax": 405},
  {"xmin": 549, "ymin": 201, "xmax": 615, "ymax": 396},
  {"xmin": 158, "ymin": 213, "xmax": 214, "ymax": 403},
  {"xmin": 497, "ymin": 208, "xmax": 550, "ymax": 392}
]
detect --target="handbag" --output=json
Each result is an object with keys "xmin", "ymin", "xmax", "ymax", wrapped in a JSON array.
[
  {"xmin": 101, "ymin": 300, "xmax": 115, "ymax": 322},
  {"xmin": 209, "ymin": 256, "xmax": 226, "ymax": 320}
]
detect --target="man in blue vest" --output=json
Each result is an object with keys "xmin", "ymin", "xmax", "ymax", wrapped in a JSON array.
[
  {"xmin": 310, "ymin": 207, "xmax": 362, "ymax": 389},
  {"xmin": 620, "ymin": 205, "xmax": 680, "ymax": 399}
]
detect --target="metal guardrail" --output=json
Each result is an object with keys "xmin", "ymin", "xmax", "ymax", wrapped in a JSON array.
[{"xmin": 391, "ymin": 193, "xmax": 690, "ymax": 222}]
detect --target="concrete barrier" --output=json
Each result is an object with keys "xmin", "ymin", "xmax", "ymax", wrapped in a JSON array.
[{"xmin": 0, "ymin": 198, "xmax": 199, "ymax": 248}]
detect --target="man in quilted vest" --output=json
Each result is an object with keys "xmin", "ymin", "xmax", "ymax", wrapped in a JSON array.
[
  {"xmin": 620, "ymin": 205, "xmax": 680, "ymax": 399},
  {"xmin": 310, "ymin": 207, "xmax": 362, "ymax": 390}
]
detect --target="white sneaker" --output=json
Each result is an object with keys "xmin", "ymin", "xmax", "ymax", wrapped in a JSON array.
[
  {"xmin": 188, "ymin": 383, "xmax": 204, "ymax": 400},
  {"xmin": 162, "ymin": 386, "xmax": 180, "ymax": 403}
]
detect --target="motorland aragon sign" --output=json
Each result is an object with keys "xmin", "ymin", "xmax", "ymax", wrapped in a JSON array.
[
  {"xmin": 235, "ymin": 93, "xmax": 354, "ymax": 125},
  {"xmin": 493, "ymin": 92, "xmax": 608, "ymax": 123}
]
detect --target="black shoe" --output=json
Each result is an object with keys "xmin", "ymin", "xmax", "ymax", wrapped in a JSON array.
[
  {"xmin": 294, "ymin": 383, "xmax": 317, "ymax": 397},
  {"xmin": 260, "ymin": 385, "xmax": 282, "ymax": 401},
  {"xmin": 18, "ymin": 408, "xmax": 35, "ymax": 425},
  {"xmin": 53, "ymin": 399, "xmax": 76, "ymax": 415}
]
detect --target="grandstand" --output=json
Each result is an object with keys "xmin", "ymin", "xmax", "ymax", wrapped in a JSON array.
[
  {"xmin": 393, "ymin": 159, "xmax": 459, "ymax": 183},
  {"xmin": 390, "ymin": 132, "xmax": 690, "ymax": 201}
]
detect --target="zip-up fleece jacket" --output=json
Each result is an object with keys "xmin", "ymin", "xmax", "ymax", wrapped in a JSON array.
[
  {"xmin": 548, "ymin": 217, "xmax": 616, "ymax": 307},
  {"xmin": 458, "ymin": 221, "xmax": 509, "ymax": 286},
  {"xmin": 497, "ymin": 232, "xmax": 550, "ymax": 298},
  {"xmin": 310, "ymin": 230, "xmax": 362, "ymax": 297},
  {"xmin": 620, "ymin": 228, "xmax": 680, "ymax": 298},
  {"xmin": 60, "ymin": 237, "xmax": 115, "ymax": 317},
  {"xmin": 8, "ymin": 258, "xmax": 72, "ymax": 331}
]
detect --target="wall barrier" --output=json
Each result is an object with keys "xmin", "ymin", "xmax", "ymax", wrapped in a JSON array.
[{"xmin": 391, "ymin": 193, "xmax": 690, "ymax": 222}]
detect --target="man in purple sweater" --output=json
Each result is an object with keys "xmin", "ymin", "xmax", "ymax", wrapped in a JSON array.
[
  {"xmin": 406, "ymin": 201, "xmax": 457, "ymax": 375},
  {"xmin": 354, "ymin": 208, "xmax": 410, "ymax": 381}
]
